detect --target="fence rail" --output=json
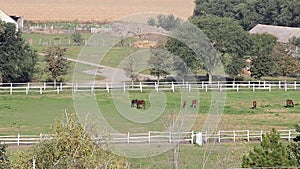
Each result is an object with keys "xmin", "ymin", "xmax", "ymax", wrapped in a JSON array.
[
  {"xmin": 1, "ymin": 81, "xmax": 300, "ymax": 95},
  {"xmin": 1, "ymin": 129, "xmax": 298, "ymax": 146}
]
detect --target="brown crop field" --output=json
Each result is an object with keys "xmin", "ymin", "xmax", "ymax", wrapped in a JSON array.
[{"xmin": 1, "ymin": 0, "xmax": 195, "ymax": 22}]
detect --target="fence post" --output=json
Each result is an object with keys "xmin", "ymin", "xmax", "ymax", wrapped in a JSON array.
[
  {"xmin": 17, "ymin": 133, "xmax": 20, "ymax": 146},
  {"xmin": 260, "ymin": 130, "xmax": 263, "ymax": 142},
  {"xmin": 294, "ymin": 81, "xmax": 297, "ymax": 90},
  {"xmin": 202, "ymin": 81, "xmax": 204, "ymax": 89},
  {"xmin": 248, "ymin": 81, "xmax": 251, "ymax": 88},
  {"xmin": 252, "ymin": 83, "xmax": 255, "ymax": 92},
  {"xmin": 218, "ymin": 131, "xmax": 221, "ymax": 143},
  {"xmin": 39, "ymin": 133, "xmax": 43, "ymax": 142},
  {"xmin": 40, "ymin": 87, "xmax": 42, "ymax": 94},
  {"xmin": 148, "ymin": 131, "xmax": 151, "ymax": 143},
  {"xmin": 127, "ymin": 132, "xmax": 130, "ymax": 144},
  {"xmin": 91, "ymin": 82, "xmax": 95, "ymax": 94},
  {"xmin": 43, "ymin": 82, "xmax": 46, "ymax": 90},
  {"xmin": 236, "ymin": 84, "xmax": 239, "ymax": 92},
  {"xmin": 169, "ymin": 131, "xmax": 172, "ymax": 143},
  {"xmin": 288, "ymin": 130, "xmax": 291, "ymax": 141},
  {"xmin": 269, "ymin": 84, "xmax": 271, "ymax": 92},
  {"xmin": 140, "ymin": 82, "xmax": 143, "ymax": 93},
  {"xmin": 247, "ymin": 130, "xmax": 250, "ymax": 142},
  {"xmin": 60, "ymin": 83, "xmax": 63, "ymax": 91},
  {"xmin": 56, "ymin": 87, "xmax": 59, "ymax": 94},
  {"xmin": 263, "ymin": 81, "xmax": 266, "ymax": 88},
  {"xmin": 26, "ymin": 87, "xmax": 29, "ymax": 95},
  {"xmin": 188, "ymin": 84, "xmax": 191, "ymax": 92},
  {"xmin": 10, "ymin": 83, "xmax": 12, "ymax": 95},
  {"xmin": 171, "ymin": 82, "xmax": 175, "ymax": 93},
  {"xmin": 279, "ymin": 81, "xmax": 281, "ymax": 89},
  {"xmin": 155, "ymin": 82, "xmax": 158, "ymax": 93},
  {"xmin": 233, "ymin": 130, "xmax": 236, "ymax": 142},
  {"xmin": 205, "ymin": 84, "xmax": 208, "ymax": 92},
  {"xmin": 106, "ymin": 83, "xmax": 110, "ymax": 93},
  {"xmin": 285, "ymin": 83, "xmax": 287, "ymax": 92}
]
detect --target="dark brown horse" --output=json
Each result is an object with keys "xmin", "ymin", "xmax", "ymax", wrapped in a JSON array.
[
  {"xmin": 137, "ymin": 100, "xmax": 146, "ymax": 109},
  {"xmin": 252, "ymin": 101, "xmax": 257, "ymax": 109},
  {"xmin": 191, "ymin": 100, "xmax": 198, "ymax": 108},
  {"xmin": 286, "ymin": 99, "xmax": 294, "ymax": 108}
]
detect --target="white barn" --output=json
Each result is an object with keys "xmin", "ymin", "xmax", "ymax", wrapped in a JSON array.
[{"xmin": 0, "ymin": 9, "xmax": 23, "ymax": 31}]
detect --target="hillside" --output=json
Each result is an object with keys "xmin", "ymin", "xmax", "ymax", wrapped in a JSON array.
[{"xmin": 1, "ymin": 0, "xmax": 195, "ymax": 22}]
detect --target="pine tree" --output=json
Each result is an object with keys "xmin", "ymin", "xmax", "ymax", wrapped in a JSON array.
[{"xmin": 242, "ymin": 128, "xmax": 297, "ymax": 168}]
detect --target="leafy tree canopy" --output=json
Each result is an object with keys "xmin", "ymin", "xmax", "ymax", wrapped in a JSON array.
[{"xmin": 0, "ymin": 21, "xmax": 38, "ymax": 83}]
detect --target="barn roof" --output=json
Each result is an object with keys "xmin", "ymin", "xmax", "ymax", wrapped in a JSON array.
[
  {"xmin": 249, "ymin": 24, "xmax": 300, "ymax": 43},
  {"xmin": 0, "ymin": 10, "xmax": 18, "ymax": 30}
]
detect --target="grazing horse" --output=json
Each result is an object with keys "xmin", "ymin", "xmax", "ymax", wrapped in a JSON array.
[
  {"xmin": 191, "ymin": 100, "xmax": 198, "ymax": 108},
  {"xmin": 137, "ymin": 100, "xmax": 146, "ymax": 109},
  {"xmin": 252, "ymin": 101, "xmax": 257, "ymax": 109},
  {"xmin": 183, "ymin": 100, "xmax": 187, "ymax": 108},
  {"xmin": 286, "ymin": 99, "xmax": 294, "ymax": 108},
  {"xmin": 131, "ymin": 99, "xmax": 138, "ymax": 108}
]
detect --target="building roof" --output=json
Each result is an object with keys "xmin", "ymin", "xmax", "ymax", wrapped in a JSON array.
[
  {"xmin": 249, "ymin": 24, "xmax": 300, "ymax": 43},
  {"xmin": 0, "ymin": 10, "xmax": 18, "ymax": 30}
]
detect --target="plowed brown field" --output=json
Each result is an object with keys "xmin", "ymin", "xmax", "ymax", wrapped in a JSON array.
[{"xmin": 1, "ymin": 0, "xmax": 195, "ymax": 22}]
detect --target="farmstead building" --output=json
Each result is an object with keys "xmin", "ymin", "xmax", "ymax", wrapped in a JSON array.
[{"xmin": 0, "ymin": 9, "xmax": 23, "ymax": 31}]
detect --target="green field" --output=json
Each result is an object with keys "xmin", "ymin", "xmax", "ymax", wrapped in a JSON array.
[{"xmin": 0, "ymin": 90, "xmax": 299, "ymax": 135}]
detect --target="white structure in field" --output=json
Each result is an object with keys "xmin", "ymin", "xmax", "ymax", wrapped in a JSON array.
[{"xmin": 0, "ymin": 9, "xmax": 23, "ymax": 31}]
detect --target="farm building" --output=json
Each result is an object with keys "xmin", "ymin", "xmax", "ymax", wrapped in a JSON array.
[
  {"xmin": 0, "ymin": 9, "xmax": 23, "ymax": 31},
  {"xmin": 250, "ymin": 24, "xmax": 300, "ymax": 43}
]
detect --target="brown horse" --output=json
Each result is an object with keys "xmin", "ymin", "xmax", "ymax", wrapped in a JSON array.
[
  {"xmin": 137, "ymin": 100, "xmax": 146, "ymax": 109},
  {"xmin": 286, "ymin": 99, "xmax": 294, "ymax": 108},
  {"xmin": 191, "ymin": 100, "xmax": 198, "ymax": 108},
  {"xmin": 252, "ymin": 101, "xmax": 257, "ymax": 109}
]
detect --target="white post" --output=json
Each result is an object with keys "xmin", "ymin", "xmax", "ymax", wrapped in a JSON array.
[
  {"xmin": 217, "ymin": 81, "xmax": 220, "ymax": 89},
  {"xmin": 43, "ymin": 82, "xmax": 46, "ymax": 90},
  {"xmin": 260, "ymin": 130, "xmax": 263, "ymax": 142},
  {"xmin": 288, "ymin": 130, "xmax": 291, "ymax": 141},
  {"xmin": 56, "ymin": 87, "xmax": 59, "ymax": 94},
  {"xmin": 188, "ymin": 84, "xmax": 191, "ymax": 92},
  {"xmin": 91, "ymin": 83, "xmax": 95, "ymax": 94},
  {"xmin": 233, "ymin": 131, "xmax": 236, "ymax": 142},
  {"xmin": 17, "ymin": 133, "xmax": 20, "ymax": 146},
  {"xmin": 279, "ymin": 81, "xmax": 281, "ymax": 89},
  {"xmin": 39, "ymin": 133, "xmax": 43, "ymax": 142},
  {"xmin": 285, "ymin": 83, "xmax": 287, "ymax": 92},
  {"xmin": 26, "ymin": 87, "xmax": 29, "ymax": 95},
  {"xmin": 205, "ymin": 84, "xmax": 208, "ymax": 92},
  {"xmin": 33, "ymin": 156, "xmax": 36, "ymax": 169},
  {"xmin": 269, "ymin": 84, "xmax": 271, "ymax": 92},
  {"xmin": 40, "ymin": 87, "xmax": 42, "ymax": 94},
  {"xmin": 247, "ymin": 130, "xmax": 250, "ymax": 142},
  {"xmin": 263, "ymin": 81, "xmax": 266, "ymax": 88},
  {"xmin": 218, "ymin": 131, "xmax": 221, "ymax": 143},
  {"xmin": 148, "ymin": 131, "xmax": 151, "ymax": 143},
  {"xmin": 233, "ymin": 81, "xmax": 235, "ymax": 89},
  {"xmin": 106, "ymin": 83, "xmax": 110, "ymax": 93},
  {"xmin": 169, "ymin": 131, "xmax": 172, "ymax": 143},
  {"xmin": 252, "ymin": 83, "xmax": 255, "ymax": 92},
  {"xmin": 140, "ymin": 82, "xmax": 142, "ymax": 93},
  {"xmin": 127, "ymin": 132, "xmax": 130, "ymax": 144},
  {"xmin": 248, "ymin": 81, "xmax": 251, "ymax": 88},
  {"xmin": 196, "ymin": 132, "xmax": 203, "ymax": 146},
  {"xmin": 294, "ymin": 81, "xmax": 297, "ymax": 90},
  {"xmin": 236, "ymin": 84, "xmax": 239, "ymax": 92},
  {"xmin": 155, "ymin": 82, "xmax": 158, "ymax": 93},
  {"xmin": 202, "ymin": 81, "xmax": 204, "ymax": 89},
  {"xmin": 60, "ymin": 83, "xmax": 63, "ymax": 91},
  {"xmin": 10, "ymin": 83, "xmax": 12, "ymax": 95},
  {"xmin": 171, "ymin": 82, "xmax": 175, "ymax": 93}
]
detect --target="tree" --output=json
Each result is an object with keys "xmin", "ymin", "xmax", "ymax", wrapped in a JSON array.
[
  {"xmin": 0, "ymin": 21, "xmax": 38, "ymax": 83},
  {"xmin": 147, "ymin": 14, "xmax": 181, "ymax": 31},
  {"xmin": 288, "ymin": 124, "xmax": 300, "ymax": 166},
  {"xmin": 14, "ymin": 114, "xmax": 128, "ymax": 168},
  {"xmin": 242, "ymin": 128, "xmax": 297, "ymax": 168},
  {"xmin": 250, "ymin": 33, "xmax": 278, "ymax": 79},
  {"xmin": 193, "ymin": 0, "xmax": 300, "ymax": 30},
  {"xmin": 123, "ymin": 56, "xmax": 138, "ymax": 81},
  {"xmin": 0, "ymin": 145, "xmax": 10, "ymax": 169},
  {"xmin": 166, "ymin": 15, "xmax": 251, "ymax": 81},
  {"xmin": 147, "ymin": 48, "xmax": 173, "ymax": 82},
  {"xmin": 44, "ymin": 46, "xmax": 70, "ymax": 82},
  {"xmin": 72, "ymin": 32, "xmax": 82, "ymax": 45}
]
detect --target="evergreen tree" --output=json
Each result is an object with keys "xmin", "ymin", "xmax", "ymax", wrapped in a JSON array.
[
  {"xmin": 288, "ymin": 124, "xmax": 300, "ymax": 166},
  {"xmin": 242, "ymin": 128, "xmax": 297, "ymax": 168},
  {"xmin": 0, "ymin": 22, "xmax": 37, "ymax": 83}
]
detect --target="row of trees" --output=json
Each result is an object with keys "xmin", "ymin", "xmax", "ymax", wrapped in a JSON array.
[
  {"xmin": 0, "ymin": 21, "xmax": 70, "ymax": 83},
  {"xmin": 146, "ymin": 12, "xmax": 300, "ymax": 81},
  {"xmin": 194, "ymin": 0, "xmax": 300, "ymax": 30},
  {"xmin": 242, "ymin": 126, "xmax": 300, "ymax": 168}
]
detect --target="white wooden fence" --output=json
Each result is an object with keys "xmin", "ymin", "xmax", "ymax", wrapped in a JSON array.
[
  {"xmin": 1, "ymin": 81, "xmax": 300, "ymax": 95},
  {"xmin": 1, "ymin": 129, "xmax": 298, "ymax": 146}
]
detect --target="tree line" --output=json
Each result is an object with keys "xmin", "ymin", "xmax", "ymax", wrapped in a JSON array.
[{"xmin": 0, "ymin": 21, "xmax": 70, "ymax": 83}]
